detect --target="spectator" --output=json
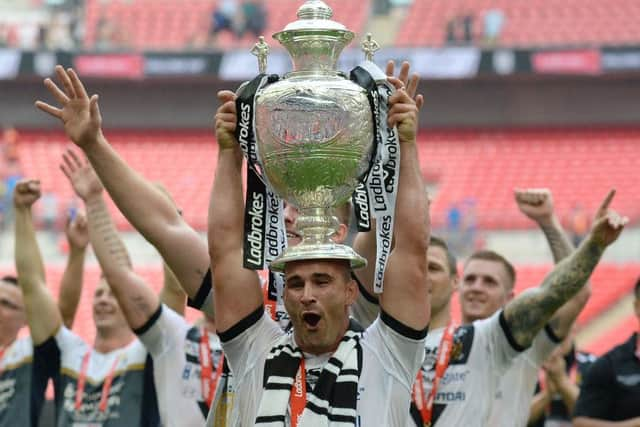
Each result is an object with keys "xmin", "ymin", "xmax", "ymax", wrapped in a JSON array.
[
  {"xmin": 462, "ymin": 12, "xmax": 474, "ymax": 43},
  {"xmin": 484, "ymin": 9, "xmax": 505, "ymax": 45},
  {"xmin": 238, "ymin": 0, "xmax": 266, "ymax": 38},
  {"xmin": 40, "ymin": 191, "xmax": 59, "ymax": 233},
  {"xmin": 210, "ymin": 0, "xmax": 240, "ymax": 40},
  {"xmin": 573, "ymin": 277, "xmax": 640, "ymax": 426},
  {"xmin": 568, "ymin": 203, "xmax": 590, "ymax": 247}
]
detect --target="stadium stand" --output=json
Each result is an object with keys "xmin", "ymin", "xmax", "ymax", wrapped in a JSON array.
[
  {"xmin": 17, "ymin": 128, "xmax": 640, "ymax": 231},
  {"xmin": 397, "ymin": 0, "xmax": 640, "ymax": 47},
  {"xmin": 83, "ymin": 0, "xmax": 371, "ymax": 51}
]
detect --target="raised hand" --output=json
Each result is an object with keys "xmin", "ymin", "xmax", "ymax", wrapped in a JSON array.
[
  {"xmin": 14, "ymin": 179, "xmax": 42, "ymax": 209},
  {"xmin": 215, "ymin": 90, "xmax": 238, "ymax": 150},
  {"xmin": 65, "ymin": 210, "xmax": 89, "ymax": 250},
  {"xmin": 35, "ymin": 65, "xmax": 103, "ymax": 148},
  {"xmin": 386, "ymin": 60, "xmax": 424, "ymax": 110},
  {"xmin": 60, "ymin": 149, "xmax": 104, "ymax": 201},
  {"xmin": 590, "ymin": 209, "xmax": 627, "ymax": 248},
  {"xmin": 387, "ymin": 76, "xmax": 419, "ymax": 145},
  {"xmin": 514, "ymin": 188, "xmax": 554, "ymax": 224},
  {"xmin": 594, "ymin": 188, "xmax": 616, "ymax": 221}
]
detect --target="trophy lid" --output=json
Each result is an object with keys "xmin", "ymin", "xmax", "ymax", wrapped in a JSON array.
[{"xmin": 273, "ymin": 0, "xmax": 355, "ymax": 73}]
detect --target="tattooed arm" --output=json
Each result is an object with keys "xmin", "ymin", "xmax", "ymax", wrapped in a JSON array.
[
  {"xmin": 514, "ymin": 189, "xmax": 610, "ymax": 338},
  {"xmin": 61, "ymin": 151, "xmax": 160, "ymax": 330},
  {"xmin": 503, "ymin": 208, "xmax": 627, "ymax": 349}
]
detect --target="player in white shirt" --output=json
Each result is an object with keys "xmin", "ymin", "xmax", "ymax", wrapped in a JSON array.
[
  {"xmin": 489, "ymin": 188, "xmax": 615, "ymax": 427},
  {"xmin": 208, "ymin": 65, "xmax": 430, "ymax": 426},
  {"xmin": 353, "ymin": 216, "xmax": 626, "ymax": 427},
  {"xmin": 58, "ymin": 144, "xmax": 229, "ymax": 426},
  {"xmin": 13, "ymin": 178, "xmax": 161, "ymax": 427},
  {"xmin": 1, "ymin": 206, "xmax": 88, "ymax": 427}
]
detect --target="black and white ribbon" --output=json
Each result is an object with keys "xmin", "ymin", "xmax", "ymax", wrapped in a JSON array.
[
  {"xmin": 235, "ymin": 74, "xmax": 287, "ymax": 271},
  {"xmin": 351, "ymin": 61, "xmax": 401, "ymax": 294}
]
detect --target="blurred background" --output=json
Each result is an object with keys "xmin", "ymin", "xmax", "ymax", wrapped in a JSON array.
[{"xmin": 0, "ymin": 0, "xmax": 638, "ymax": 388}]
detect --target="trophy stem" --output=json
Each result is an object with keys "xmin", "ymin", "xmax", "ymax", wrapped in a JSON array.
[{"xmin": 297, "ymin": 207, "xmax": 338, "ymax": 245}]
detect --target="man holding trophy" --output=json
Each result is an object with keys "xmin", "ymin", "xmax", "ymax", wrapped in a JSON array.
[{"xmin": 208, "ymin": 1, "xmax": 430, "ymax": 425}]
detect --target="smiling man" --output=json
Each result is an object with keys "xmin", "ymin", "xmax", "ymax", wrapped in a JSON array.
[
  {"xmin": 208, "ymin": 71, "xmax": 430, "ymax": 425},
  {"xmin": 13, "ymin": 179, "xmax": 160, "ymax": 427}
]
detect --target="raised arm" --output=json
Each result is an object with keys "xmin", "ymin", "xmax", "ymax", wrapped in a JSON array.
[
  {"xmin": 60, "ymin": 150, "xmax": 160, "ymax": 330},
  {"xmin": 13, "ymin": 180, "xmax": 63, "ymax": 345},
  {"xmin": 514, "ymin": 189, "xmax": 615, "ymax": 338},
  {"xmin": 209, "ymin": 90, "xmax": 262, "ymax": 333},
  {"xmin": 377, "ymin": 66, "xmax": 430, "ymax": 331},
  {"xmin": 35, "ymin": 65, "xmax": 210, "ymax": 300},
  {"xmin": 353, "ymin": 61, "xmax": 425, "ymax": 298},
  {"xmin": 58, "ymin": 209, "xmax": 89, "ymax": 328},
  {"xmin": 503, "ymin": 208, "xmax": 627, "ymax": 349}
]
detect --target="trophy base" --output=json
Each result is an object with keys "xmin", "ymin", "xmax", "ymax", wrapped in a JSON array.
[{"xmin": 269, "ymin": 243, "xmax": 366, "ymax": 272}]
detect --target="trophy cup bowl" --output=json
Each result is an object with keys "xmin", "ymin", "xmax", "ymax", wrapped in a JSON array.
[{"xmin": 255, "ymin": 0, "xmax": 374, "ymax": 272}]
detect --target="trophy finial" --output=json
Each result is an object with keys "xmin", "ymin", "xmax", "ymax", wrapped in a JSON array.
[
  {"xmin": 251, "ymin": 36, "xmax": 270, "ymax": 74},
  {"xmin": 361, "ymin": 33, "xmax": 380, "ymax": 62},
  {"xmin": 298, "ymin": 0, "xmax": 333, "ymax": 20}
]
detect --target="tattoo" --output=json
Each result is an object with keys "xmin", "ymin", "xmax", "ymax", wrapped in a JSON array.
[
  {"xmin": 540, "ymin": 221, "xmax": 574, "ymax": 264},
  {"xmin": 86, "ymin": 198, "xmax": 132, "ymax": 269},
  {"xmin": 505, "ymin": 240, "xmax": 603, "ymax": 348}
]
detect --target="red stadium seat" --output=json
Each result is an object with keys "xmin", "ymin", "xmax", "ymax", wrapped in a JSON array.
[{"xmin": 397, "ymin": 0, "xmax": 640, "ymax": 48}]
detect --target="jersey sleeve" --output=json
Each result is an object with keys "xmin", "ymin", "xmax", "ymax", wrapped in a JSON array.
[
  {"xmin": 521, "ymin": 325, "xmax": 561, "ymax": 368},
  {"xmin": 187, "ymin": 267, "xmax": 215, "ymax": 318},
  {"xmin": 135, "ymin": 304, "xmax": 190, "ymax": 358},
  {"xmin": 362, "ymin": 310, "xmax": 428, "ymax": 388},
  {"xmin": 218, "ymin": 306, "xmax": 282, "ymax": 382},
  {"xmin": 474, "ymin": 310, "xmax": 526, "ymax": 374},
  {"xmin": 53, "ymin": 325, "xmax": 88, "ymax": 355},
  {"xmin": 573, "ymin": 355, "xmax": 615, "ymax": 419}
]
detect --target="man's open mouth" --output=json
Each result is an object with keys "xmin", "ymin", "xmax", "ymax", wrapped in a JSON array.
[{"xmin": 302, "ymin": 312, "xmax": 321, "ymax": 328}]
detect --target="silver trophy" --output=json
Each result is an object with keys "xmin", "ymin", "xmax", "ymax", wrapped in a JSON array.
[{"xmin": 254, "ymin": 0, "xmax": 376, "ymax": 272}]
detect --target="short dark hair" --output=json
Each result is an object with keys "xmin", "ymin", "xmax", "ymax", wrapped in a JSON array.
[
  {"xmin": 1, "ymin": 275, "xmax": 18, "ymax": 286},
  {"xmin": 466, "ymin": 250, "xmax": 516, "ymax": 291},
  {"xmin": 429, "ymin": 236, "xmax": 458, "ymax": 277},
  {"xmin": 634, "ymin": 277, "xmax": 640, "ymax": 299}
]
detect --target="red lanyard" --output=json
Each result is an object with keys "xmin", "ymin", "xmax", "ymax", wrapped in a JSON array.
[
  {"xmin": 290, "ymin": 359, "xmax": 307, "ymax": 427},
  {"xmin": 413, "ymin": 324, "xmax": 457, "ymax": 426},
  {"xmin": 199, "ymin": 328, "xmax": 225, "ymax": 408},
  {"xmin": 75, "ymin": 350, "xmax": 121, "ymax": 413},
  {"xmin": 263, "ymin": 281, "xmax": 278, "ymax": 321}
]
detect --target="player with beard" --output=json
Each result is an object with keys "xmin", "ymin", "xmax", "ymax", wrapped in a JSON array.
[
  {"xmin": 13, "ymin": 178, "xmax": 160, "ymax": 427},
  {"xmin": 208, "ymin": 68, "xmax": 430, "ymax": 425}
]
